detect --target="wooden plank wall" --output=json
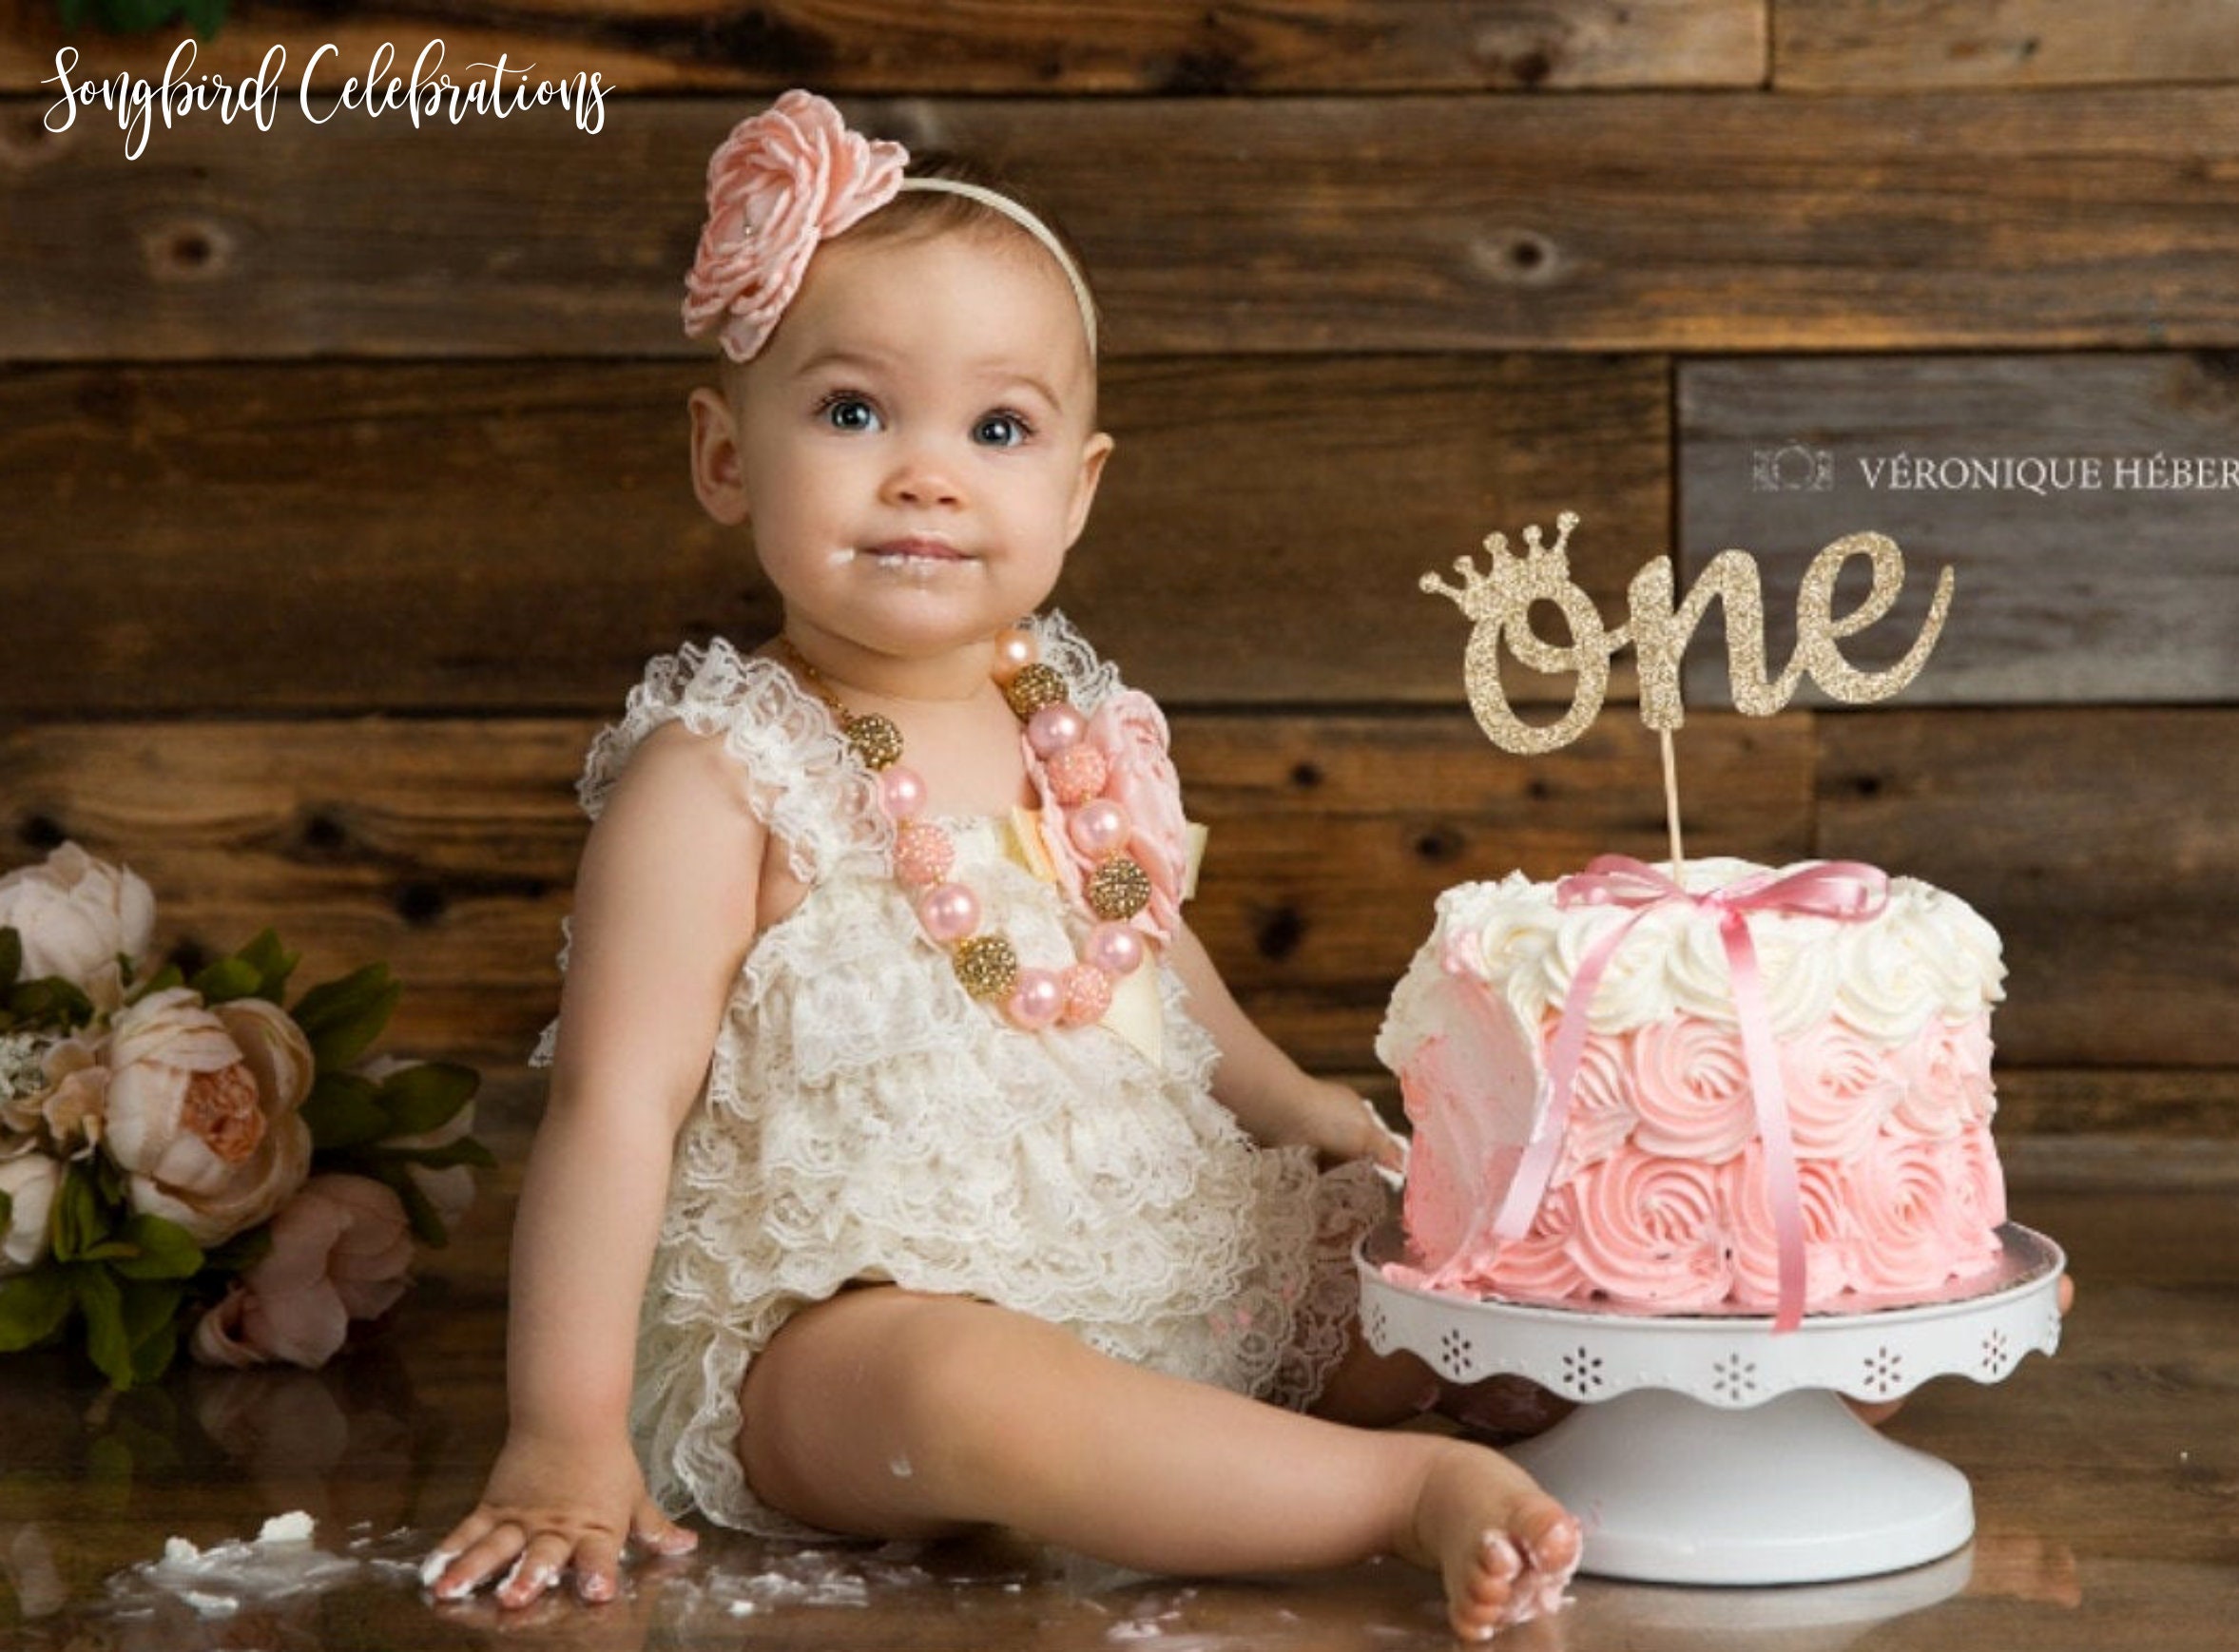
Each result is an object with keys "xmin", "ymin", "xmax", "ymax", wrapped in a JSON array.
[{"xmin": 3, "ymin": 2, "xmax": 2235, "ymax": 1143}]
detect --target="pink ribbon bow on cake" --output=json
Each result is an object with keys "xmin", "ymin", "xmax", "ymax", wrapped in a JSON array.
[{"xmin": 1492, "ymin": 855, "xmax": 1890, "ymax": 1332}]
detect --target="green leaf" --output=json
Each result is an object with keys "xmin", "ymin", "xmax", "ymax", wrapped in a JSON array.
[
  {"xmin": 51, "ymin": 1162, "xmax": 118, "ymax": 1262},
  {"xmin": 125, "ymin": 963, "xmax": 183, "ymax": 1004},
  {"xmin": 75, "ymin": 1267, "xmax": 133, "ymax": 1390},
  {"xmin": 119, "ymin": 1277, "xmax": 184, "ymax": 1385},
  {"xmin": 234, "ymin": 928, "xmax": 299, "ymax": 1002},
  {"xmin": 374, "ymin": 1061, "xmax": 480, "ymax": 1137},
  {"xmin": 371, "ymin": 1161, "xmax": 451, "ymax": 1247},
  {"xmin": 302, "ymin": 1069, "xmax": 389, "ymax": 1151},
  {"xmin": 111, "ymin": 1214, "xmax": 203, "ymax": 1281},
  {"xmin": 189, "ymin": 954, "xmax": 261, "ymax": 1006},
  {"xmin": 372, "ymin": 1136, "xmax": 496, "ymax": 1172},
  {"xmin": 0, "ymin": 927, "xmax": 20, "ymax": 989},
  {"xmin": 0, "ymin": 1268, "xmax": 74, "ymax": 1352},
  {"xmin": 6, "ymin": 975, "xmax": 95, "ymax": 1031},
  {"xmin": 0, "ymin": 1187, "xmax": 10, "ymax": 1233},
  {"xmin": 292, "ymin": 964, "xmax": 399, "ymax": 1073},
  {"xmin": 182, "ymin": 0, "xmax": 229, "ymax": 42}
]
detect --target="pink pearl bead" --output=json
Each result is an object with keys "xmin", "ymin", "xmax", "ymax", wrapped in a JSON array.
[
  {"xmin": 879, "ymin": 764, "xmax": 927, "ymax": 821},
  {"xmin": 1003, "ymin": 967, "xmax": 1065, "ymax": 1030},
  {"xmin": 1058, "ymin": 964, "xmax": 1113, "ymax": 1028},
  {"xmin": 893, "ymin": 822, "xmax": 955, "ymax": 887},
  {"xmin": 917, "ymin": 881, "xmax": 979, "ymax": 944},
  {"xmin": 1047, "ymin": 744, "xmax": 1109, "ymax": 806},
  {"xmin": 1085, "ymin": 920, "xmax": 1146, "ymax": 977},
  {"xmin": 990, "ymin": 628, "xmax": 1037, "ymax": 684},
  {"xmin": 1068, "ymin": 797, "xmax": 1131, "ymax": 858},
  {"xmin": 1025, "ymin": 702, "xmax": 1086, "ymax": 758}
]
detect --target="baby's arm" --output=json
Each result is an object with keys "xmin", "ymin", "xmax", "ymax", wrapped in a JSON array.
[
  {"xmin": 1165, "ymin": 920, "xmax": 1403, "ymax": 1174},
  {"xmin": 431, "ymin": 722, "xmax": 765, "ymax": 1607}
]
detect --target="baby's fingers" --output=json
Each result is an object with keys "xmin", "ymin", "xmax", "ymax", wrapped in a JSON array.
[
  {"xmin": 496, "ymin": 1530, "xmax": 577, "ymax": 1609},
  {"xmin": 430, "ymin": 1518, "xmax": 524, "ymax": 1602},
  {"xmin": 631, "ymin": 1498, "xmax": 698, "ymax": 1559}
]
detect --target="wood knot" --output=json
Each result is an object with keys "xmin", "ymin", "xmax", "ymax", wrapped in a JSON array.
[
  {"xmin": 0, "ymin": 106, "xmax": 72, "ymax": 169},
  {"xmin": 1472, "ymin": 229, "xmax": 1561, "ymax": 287},
  {"xmin": 142, "ymin": 220, "xmax": 233, "ymax": 282},
  {"xmin": 1253, "ymin": 904, "xmax": 1304, "ymax": 961}
]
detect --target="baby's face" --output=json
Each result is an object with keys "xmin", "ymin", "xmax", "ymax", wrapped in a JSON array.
[{"xmin": 727, "ymin": 227, "xmax": 1110, "ymax": 665}]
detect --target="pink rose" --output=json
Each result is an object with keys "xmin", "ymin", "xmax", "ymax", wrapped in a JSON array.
[
  {"xmin": 1722, "ymin": 1143, "xmax": 1853, "ymax": 1309},
  {"xmin": 1032, "ymin": 688, "xmax": 1193, "ymax": 941},
  {"xmin": 101, "ymin": 988, "xmax": 314, "ymax": 1245},
  {"xmin": 0, "ymin": 843, "xmax": 154, "ymax": 1009},
  {"xmin": 1550, "ymin": 1025, "xmax": 1638, "ymax": 1185},
  {"xmin": 1894, "ymin": 1012, "xmax": 1995, "ymax": 1139},
  {"xmin": 189, "ymin": 1174, "xmax": 415, "ymax": 1370},
  {"xmin": 1482, "ymin": 1181, "xmax": 1589, "ymax": 1304},
  {"xmin": 1627, "ymin": 1016, "xmax": 1757, "ymax": 1162},
  {"xmin": 1840, "ymin": 1131, "xmax": 1998, "ymax": 1297},
  {"xmin": 1567, "ymin": 1143, "xmax": 1730, "ymax": 1310},
  {"xmin": 1777, "ymin": 1018, "xmax": 1904, "ymax": 1159},
  {"xmin": 681, "ymin": 88, "xmax": 908, "ymax": 362}
]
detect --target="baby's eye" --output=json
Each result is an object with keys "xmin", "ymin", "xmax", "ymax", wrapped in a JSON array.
[
  {"xmin": 819, "ymin": 394, "xmax": 882, "ymax": 433},
  {"xmin": 974, "ymin": 411, "xmax": 1032, "ymax": 449}
]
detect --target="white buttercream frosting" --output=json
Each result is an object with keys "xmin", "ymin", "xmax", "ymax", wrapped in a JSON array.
[{"xmin": 1380, "ymin": 857, "xmax": 2003, "ymax": 1064}]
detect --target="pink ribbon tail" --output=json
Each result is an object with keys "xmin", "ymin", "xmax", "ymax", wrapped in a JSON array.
[{"xmin": 1722, "ymin": 912, "xmax": 1805, "ymax": 1332}]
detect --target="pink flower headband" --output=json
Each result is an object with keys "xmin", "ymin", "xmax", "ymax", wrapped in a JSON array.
[{"xmin": 682, "ymin": 89, "xmax": 1099, "ymax": 365}]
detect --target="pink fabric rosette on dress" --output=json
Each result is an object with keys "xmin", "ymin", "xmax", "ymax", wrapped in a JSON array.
[
  {"xmin": 1030, "ymin": 687, "xmax": 1194, "ymax": 942},
  {"xmin": 682, "ymin": 88, "xmax": 909, "ymax": 362}
]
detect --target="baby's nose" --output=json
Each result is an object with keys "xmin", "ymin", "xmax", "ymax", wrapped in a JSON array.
[{"xmin": 881, "ymin": 446, "xmax": 965, "ymax": 508}]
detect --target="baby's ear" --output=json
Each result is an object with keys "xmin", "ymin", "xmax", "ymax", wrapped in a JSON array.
[
  {"xmin": 688, "ymin": 385, "xmax": 752, "ymax": 527},
  {"xmin": 1064, "ymin": 431, "xmax": 1115, "ymax": 548}
]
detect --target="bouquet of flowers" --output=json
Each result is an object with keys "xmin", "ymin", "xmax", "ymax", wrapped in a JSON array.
[{"xmin": 0, "ymin": 844, "xmax": 488, "ymax": 1390}]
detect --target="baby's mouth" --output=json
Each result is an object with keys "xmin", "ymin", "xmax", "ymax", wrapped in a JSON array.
[{"xmin": 864, "ymin": 537, "xmax": 968, "ymax": 570}]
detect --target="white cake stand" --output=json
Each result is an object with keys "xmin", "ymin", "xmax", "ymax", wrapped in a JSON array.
[{"xmin": 1358, "ymin": 1221, "xmax": 2064, "ymax": 1586}]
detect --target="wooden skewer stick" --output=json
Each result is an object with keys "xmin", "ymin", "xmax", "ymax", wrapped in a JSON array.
[{"xmin": 1660, "ymin": 727, "xmax": 1686, "ymax": 883}]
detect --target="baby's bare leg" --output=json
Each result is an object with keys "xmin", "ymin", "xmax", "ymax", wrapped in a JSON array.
[{"xmin": 740, "ymin": 1287, "xmax": 1579, "ymax": 1642}]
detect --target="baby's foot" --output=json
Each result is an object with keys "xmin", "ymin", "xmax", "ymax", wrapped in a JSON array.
[{"xmin": 1404, "ymin": 1443, "xmax": 1582, "ymax": 1642}]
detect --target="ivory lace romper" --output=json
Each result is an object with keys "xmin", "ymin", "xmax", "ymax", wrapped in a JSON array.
[{"xmin": 542, "ymin": 613, "xmax": 1387, "ymax": 1536}]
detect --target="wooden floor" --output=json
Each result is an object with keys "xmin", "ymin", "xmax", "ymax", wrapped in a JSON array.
[{"xmin": 2, "ymin": 1137, "xmax": 2235, "ymax": 1651}]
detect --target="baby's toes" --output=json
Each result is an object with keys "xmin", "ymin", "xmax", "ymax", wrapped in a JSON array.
[
  {"xmin": 1451, "ymin": 1531, "xmax": 1522, "ymax": 1642},
  {"xmin": 1520, "ymin": 1504, "xmax": 1583, "ymax": 1580}
]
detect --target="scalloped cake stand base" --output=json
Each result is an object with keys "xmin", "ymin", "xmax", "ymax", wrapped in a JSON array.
[{"xmin": 1358, "ymin": 1223, "xmax": 2065, "ymax": 1585}]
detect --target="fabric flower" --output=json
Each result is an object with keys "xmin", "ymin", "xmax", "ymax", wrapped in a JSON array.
[
  {"xmin": 1032, "ymin": 688, "xmax": 1193, "ymax": 942},
  {"xmin": 189, "ymin": 1174, "xmax": 414, "ymax": 1369},
  {"xmin": 0, "ymin": 1034, "xmax": 108, "ymax": 1159},
  {"xmin": 0, "ymin": 1153, "xmax": 60, "ymax": 1275},
  {"xmin": 101, "ymin": 988, "xmax": 314, "ymax": 1246},
  {"xmin": 0, "ymin": 843, "xmax": 154, "ymax": 1008},
  {"xmin": 682, "ymin": 88, "xmax": 908, "ymax": 362}
]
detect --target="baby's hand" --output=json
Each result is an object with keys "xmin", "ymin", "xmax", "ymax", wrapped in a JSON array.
[
  {"xmin": 426, "ymin": 1428, "xmax": 697, "ymax": 1609},
  {"xmin": 1280, "ymin": 1076, "xmax": 1408, "ymax": 1179}
]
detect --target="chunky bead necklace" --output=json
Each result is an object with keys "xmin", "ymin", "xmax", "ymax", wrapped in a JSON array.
[{"xmin": 782, "ymin": 629, "xmax": 1157, "ymax": 1031}]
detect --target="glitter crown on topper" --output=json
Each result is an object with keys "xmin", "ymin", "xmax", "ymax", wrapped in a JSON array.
[{"xmin": 1420, "ymin": 512, "xmax": 1955, "ymax": 759}]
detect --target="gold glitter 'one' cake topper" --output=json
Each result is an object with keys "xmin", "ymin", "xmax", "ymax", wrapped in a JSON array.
[{"xmin": 1421, "ymin": 512, "xmax": 1954, "ymax": 867}]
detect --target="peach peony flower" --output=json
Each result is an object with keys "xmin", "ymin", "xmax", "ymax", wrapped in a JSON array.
[
  {"xmin": 0, "ymin": 843, "xmax": 154, "ymax": 1008},
  {"xmin": 682, "ymin": 88, "xmax": 908, "ymax": 362},
  {"xmin": 1033, "ymin": 688, "xmax": 1194, "ymax": 942},
  {"xmin": 102, "ymin": 988, "xmax": 314, "ymax": 1246},
  {"xmin": 189, "ymin": 1174, "xmax": 415, "ymax": 1370},
  {"xmin": 0, "ymin": 1152, "xmax": 60, "ymax": 1275}
]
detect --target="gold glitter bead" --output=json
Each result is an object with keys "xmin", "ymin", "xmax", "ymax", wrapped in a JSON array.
[
  {"xmin": 952, "ymin": 933, "xmax": 1020, "ymax": 1000},
  {"xmin": 1002, "ymin": 663, "xmax": 1067, "ymax": 719},
  {"xmin": 1086, "ymin": 856, "xmax": 1152, "ymax": 921},
  {"xmin": 842, "ymin": 712, "xmax": 904, "ymax": 771}
]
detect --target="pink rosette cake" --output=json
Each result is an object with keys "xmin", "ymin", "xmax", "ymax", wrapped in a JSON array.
[{"xmin": 1377, "ymin": 856, "xmax": 2008, "ymax": 1316}]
